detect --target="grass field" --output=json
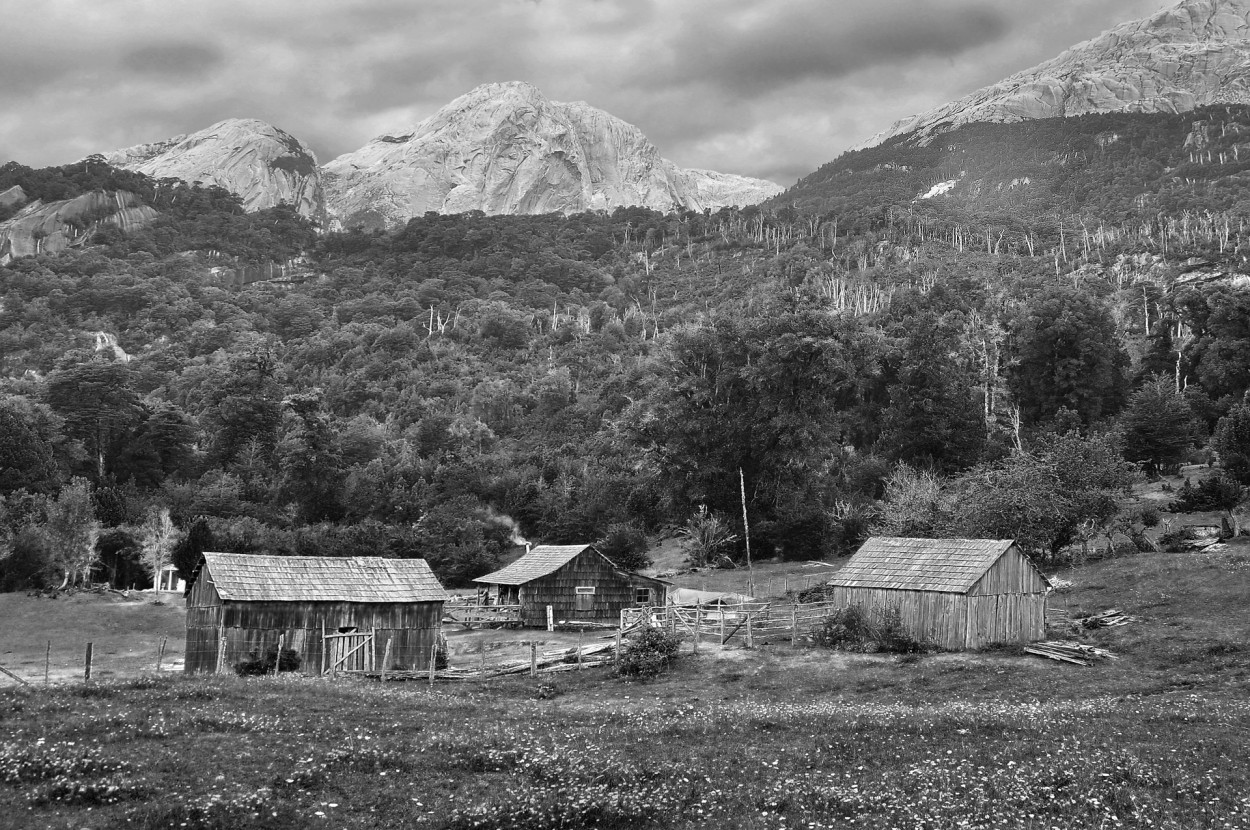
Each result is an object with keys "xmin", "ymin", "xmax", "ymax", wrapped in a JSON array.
[{"xmin": 1, "ymin": 544, "xmax": 1249, "ymax": 829}]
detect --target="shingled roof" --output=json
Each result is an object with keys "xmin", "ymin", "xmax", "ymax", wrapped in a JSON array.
[
  {"xmin": 473, "ymin": 544, "xmax": 595, "ymax": 586},
  {"xmin": 828, "ymin": 537, "xmax": 1019, "ymax": 594},
  {"xmin": 198, "ymin": 552, "xmax": 449, "ymax": 603}
]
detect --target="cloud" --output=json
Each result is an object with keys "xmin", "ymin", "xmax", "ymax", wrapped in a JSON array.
[
  {"xmin": 632, "ymin": 0, "xmax": 1010, "ymax": 97},
  {"xmin": 120, "ymin": 43, "xmax": 224, "ymax": 78}
]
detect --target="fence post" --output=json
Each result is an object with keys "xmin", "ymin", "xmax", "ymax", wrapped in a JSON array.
[
  {"xmin": 84, "ymin": 642, "xmax": 93, "ymax": 682},
  {"xmin": 156, "ymin": 637, "xmax": 167, "ymax": 672},
  {"xmin": 720, "ymin": 609, "xmax": 726, "ymax": 644},
  {"xmin": 381, "ymin": 637, "xmax": 393, "ymax": 682},
  {"xmin": 216, "ymin": 623, "xmax": 227, "ymax": 675},
  {"xmin": 547, "ymin": 605, "xmax": 554, "ymax": 632},
  {"xmin": 577, "ymin": 628, "xmax": 584, "ymax": 670},
  {"xmin": 692, "ymin": 608, "xmax": 700, "ymax": 655},
  {"xmin": 428, "ymin": 642, "xmax": 437, "ymax": 687},
  {"xmin": 791, "ymin": 605, "xmax": 798, "ymax": 646},
  {"xmin": 615, "ymin": 611, "xmax": 624, "ymax": 659},
  {"xmin": 530, "ymin": 642, "xmax": 537, "ymax": 677},
  {"xmin": 44, "ymin": 641, "xmax": 50, "ymax": 687},
  {"xmin": 321, "ymin": 623, "xmax": 327, "ymax": 677},
  {"xmin": 272, "ymin": 634, "xmax": 284, "ymax": 676},
  {"xmin": 746, "ymin": 612, "xmax": 754, "ymax": 650}
]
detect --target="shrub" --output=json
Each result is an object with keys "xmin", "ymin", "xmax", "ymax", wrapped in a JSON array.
[
  {"xmin": 233, "ymin": 644, "xmax": 301, "ymax": 677},
  {"xmin": 596, "ymin": 524, "xmax": 651, "ymax": 571},
  {"xmin": 1169, "ymin": 474, "xmax": 1243, "ymax": 512},
  {"xmin": 616, "ymin": 627, "xmax": 682, "ymax": 679},
  {"xmin": 811, "ymin": 605, "xmax": 933, "ymax": 653}
]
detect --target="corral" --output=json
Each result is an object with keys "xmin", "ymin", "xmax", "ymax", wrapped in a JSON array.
[
  {"xmin": 184, "ymin": 553, "xmax": 448, "ymax": 675},
  {"xmin": 826, "ymin": 537, "xmax": 1048, "ymax": 650}
]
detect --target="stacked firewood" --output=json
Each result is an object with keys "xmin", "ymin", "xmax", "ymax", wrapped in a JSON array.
[{"xmin": 1024, "ymin": 640, "xmax": 1119, "ymax": 666}]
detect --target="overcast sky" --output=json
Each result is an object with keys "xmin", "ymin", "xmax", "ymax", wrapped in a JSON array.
[{"xmin": 0, "ymin": 0, "xmax": 1166, "ymax": 186}]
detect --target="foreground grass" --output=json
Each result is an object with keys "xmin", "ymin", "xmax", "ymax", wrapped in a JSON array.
[{"xmin": 1, "ymin": 549, "xmax": 1247, "ymax": 829}]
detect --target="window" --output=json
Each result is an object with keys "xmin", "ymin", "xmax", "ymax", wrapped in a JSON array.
[
  {"xmin": 575, "ymin": 586, "xmax": 596, "ymax": 594},
  {"xmin": 635, "ymin": 588, "xmax": 652, "ymax": 605},
  {"xmin": 575, "ymin": 586, "xmax": 595, "ymax": 612}
]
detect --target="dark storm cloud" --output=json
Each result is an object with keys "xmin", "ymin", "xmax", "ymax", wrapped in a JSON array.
[
  {"xmin": 120, "ymin": 43, "xmax": 224, "ymax": 78},
  {"xmin": 638, "ymin": 1, "xmax": 1009, "ymax": 96}
]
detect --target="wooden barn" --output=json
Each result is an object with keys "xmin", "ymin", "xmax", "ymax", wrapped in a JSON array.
[
  {"xmin": 184, "ymin": 553, "xmax": 448, "ymax": 675},
  {"xmin": 474, "ymin": 544, "xmax": 667, "ymax": 628},
  {"xmin": 826, "ymin": 537, "xmax": 1048, "ymax": 650}
]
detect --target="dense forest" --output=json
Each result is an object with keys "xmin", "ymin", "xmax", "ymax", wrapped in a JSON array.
[{"xmin": 2, "ymin": 106, "xmax": 1250, "ymax": 591}]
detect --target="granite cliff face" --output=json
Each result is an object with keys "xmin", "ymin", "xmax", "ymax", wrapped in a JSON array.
[
  {"xmin": 100, "ymin": 119, "xmax": 324, "ymax": 218},
  {"xmin": 855, "ymin": 0, "xmax": 1250, "ymax": 150},
  {"xmin": 322, "ymin": 82, "xmax": 782, "ymax": 228},
  {"xmin": 0, "ymin": 190, "xmax": 158, "ymax": 265}
]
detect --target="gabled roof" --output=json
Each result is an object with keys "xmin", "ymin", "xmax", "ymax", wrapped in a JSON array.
[
  {"xmin": 828, "ymin": 537, "xmax": 1020, "ymax": 594},
  {"xmin": 198, "ymin": 552, "xmax": 449, "ymax": 603},
  {"xmin": 473, "ymin": 544, "xmax": 594, "ymax": 586}
]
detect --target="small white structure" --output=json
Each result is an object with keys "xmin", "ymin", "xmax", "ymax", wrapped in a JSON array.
[{"xmin": 157, "ymin": 564, "xmax": 185, "ymax": 593}]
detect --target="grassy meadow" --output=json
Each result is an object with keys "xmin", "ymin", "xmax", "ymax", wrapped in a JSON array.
[{"xmin": 1, "ymin": 546, "xmax": 1248, "ymax": 829}]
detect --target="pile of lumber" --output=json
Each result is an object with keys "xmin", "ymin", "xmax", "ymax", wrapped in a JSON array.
[
  {"xmin": 1024, "ymin": 640, "xmax": 1119, "ymax": 667},
  {"xmin": 357, "ymin": 642, "xmax": 617, "ymax": 682},
  {"xmin": 1077, "ymin": 608, "xmax": 1138, "ymax": 628}
]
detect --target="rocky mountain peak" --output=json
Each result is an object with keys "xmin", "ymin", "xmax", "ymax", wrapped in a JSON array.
[
  {"xmin": 854, "ymin": 0, "xmax": 1250, "ymax": 150},
  {"xmin": 321, "ymin": 82, "xmax": 782, "ymax": 228},
  {"xmin": 100, "ymin": 119, "xmax": 324, "ymax": 218}
]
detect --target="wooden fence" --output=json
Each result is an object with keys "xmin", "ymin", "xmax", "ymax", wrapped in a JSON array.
[
  {"xmin": 622, "ymin": 600, "xmax": 844, "ymax": 647},
  {"xmin": 443, "ymin": 604, "xmax": 522, "ymax": 628}
]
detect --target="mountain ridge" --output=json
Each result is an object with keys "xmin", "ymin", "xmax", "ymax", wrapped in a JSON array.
[{"xmin": 853, "ymin": 0, "xmax": 1250, "ymax": 151}]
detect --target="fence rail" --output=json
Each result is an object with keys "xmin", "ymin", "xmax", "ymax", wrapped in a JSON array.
[
  {"xmin": 622, "ymin": 600, "xmax": 843, "ymax": 647},
  {"xmin": 443, "ymin": 604, "xmax": 522, "ymax": 628}
]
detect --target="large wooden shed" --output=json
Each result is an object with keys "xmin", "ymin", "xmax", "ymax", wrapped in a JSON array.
[
  {"xmin": 827, "ymin": 537, "xmax": 1048, "ymax": 650},
  {"xmin": 184, "ymin": 553, "xmax": 449, "ymax": 675},
  {"xmin": 474, "ymin": 544, "xmax": 667, "ymax": 628}
]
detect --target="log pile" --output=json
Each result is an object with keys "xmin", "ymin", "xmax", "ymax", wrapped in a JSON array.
[
  {"xmin": 1076, "ymin": 608, "xmax": 1138, "ymax": 628},
  {"xmin": 1024, "ymin": 640, "xmax": 1119, "ymax": 667}
]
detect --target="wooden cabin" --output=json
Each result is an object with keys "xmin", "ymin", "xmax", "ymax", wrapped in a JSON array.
[
  {"xmin": 184, "ymin": 553, "xmax": 448, "ymax": 675},
  {"xmin": 827, "ymin": 537, "xmax": 1048, "ymax": 650},
  {"xmin": 474, "ymin": 544, "xmax": 668, "ymax": 628}
]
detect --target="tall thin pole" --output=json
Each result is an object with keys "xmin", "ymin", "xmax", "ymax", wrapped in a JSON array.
[{"xmin": 740, "ymin": 468, "xmax": 754, "ymax": 596}]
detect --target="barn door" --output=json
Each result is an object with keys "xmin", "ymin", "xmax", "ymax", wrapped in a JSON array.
[
  {"xmin": 322, "ymin": 629, "xmax": 375, "ymax": 674},
  {"xmin": 575, "ymin": 586, "xmax": 595, "ymax": 613}
]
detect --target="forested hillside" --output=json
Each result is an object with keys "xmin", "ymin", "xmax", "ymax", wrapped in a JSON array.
[{"xmin": 3, "ymin": 107, "xmax": 1250, "ymax": 591}]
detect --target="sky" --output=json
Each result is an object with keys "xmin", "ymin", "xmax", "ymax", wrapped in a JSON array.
[{"xmin": 0, "ymin": 0, "xmax": 1167, "ymax": 187}]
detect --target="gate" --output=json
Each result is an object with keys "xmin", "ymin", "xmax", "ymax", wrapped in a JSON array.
[{"xmin": 321, "ymin": 628, "xmax": 376, "ymax": 675}]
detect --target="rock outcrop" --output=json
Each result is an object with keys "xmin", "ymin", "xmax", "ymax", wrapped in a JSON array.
[
  {"xmin": 855, "ymin": 0, "xmax": 1250, "ymax": 150},
  {"xmin": 0, "ymin": 190, "xmax": 158, "ymax": 265},
  {"xmin": 322, "ymin": 82, "xmax": 782, "ymax": 228},
  {"xmin": 100, "ymin": 119, "xmax": 324, "ymax": 219}
]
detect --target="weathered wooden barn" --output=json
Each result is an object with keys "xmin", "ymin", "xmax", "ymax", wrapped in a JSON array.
[
  {"xmin": 184, "ymin": 553, "xmax": 448, "ymax": 675},
  {"xmin": 827, "ymin": 537, "xmax": 1048, "ymax": 650},
  {"xmin": 474, "ymin": 544, "xmax": 668, "ymax": 627}
]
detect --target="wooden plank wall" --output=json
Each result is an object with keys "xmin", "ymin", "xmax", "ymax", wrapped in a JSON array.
[
  {"xmin": 826, "ymin": 586, "xmax": 969, "ymax": 651},
  {"xmin": 184, "ymin": 571, "xmax": 223, "ymax": 674},
  {"xmin": 518, "ymin": 550, "xmax": 643, "ymax": 627},
  {"xmin": 969, "ymin": 546, "xmax": 1049, "ymax": 595},
  {"xmin": 965, "ymin": 594, "xmax": 1046, "ymax": 648}
]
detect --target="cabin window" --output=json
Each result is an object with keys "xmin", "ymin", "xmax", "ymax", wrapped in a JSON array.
[
  {"xmin": 635, "ymin": 588, "xmax": 652, "ymax": 605},
  {"xmin": 337, "ymin": 626, "xmax": 357, "ymax": 634},
  {"xmin": 575, "ymin": 585, "xmax": 595, "ymax": 612},
  {"xmin": 575, "ymin": 586, "xmax": 596, "ymax": 594}
]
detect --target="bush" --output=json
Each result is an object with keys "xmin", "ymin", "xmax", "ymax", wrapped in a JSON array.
[
  {"xmin": 1169, "ymin": 474, "xmax": 1243, "ymax": 512},
  {"xmin": 811, "ymin": 605, "xmax": 933, "ymax": 654},
  {"xmin": 597, "ymin": 524, "xmax": 651, "ymax": 571},
  {"xmin": 616, "ymin": 627, "xmax": 682, "ymax": 679},
  {"xmin": 233, "ymin": 644, "xmax": 301, "ymax": 676}
]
